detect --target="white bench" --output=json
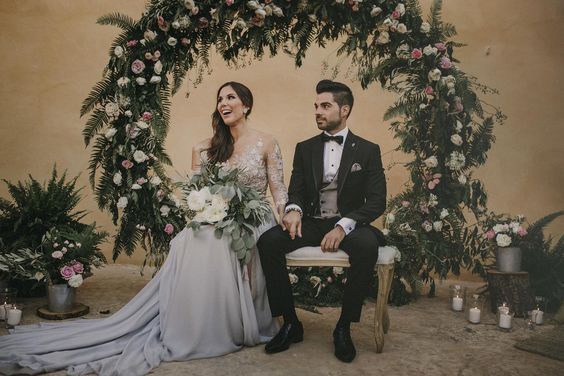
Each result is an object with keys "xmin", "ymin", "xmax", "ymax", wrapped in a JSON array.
[{"xmin": 286, "ymin": 246, "xmax": 401, "ymax": 353}]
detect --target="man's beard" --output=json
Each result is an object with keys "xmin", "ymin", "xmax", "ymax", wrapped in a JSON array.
[{"xmin": 317, "ymin": 115, "xmax": 342, "ymax": 132}]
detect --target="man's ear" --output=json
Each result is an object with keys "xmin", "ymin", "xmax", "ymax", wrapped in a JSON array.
[{"xmin": 341, "ymin": 105, "xmax": 350, "ymax": 118}]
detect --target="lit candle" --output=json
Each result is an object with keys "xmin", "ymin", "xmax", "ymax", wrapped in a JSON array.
[
  {"xmin": 532, "ymin": 309, "xmax": 544, "ymax": 325},
  {"xmin": 468, "ymin": 307, "xmax": 481, "ymax": 323},
  {"xmin": 452, "ymin": 296, "xmax": 464, "ymax": 311},
  {"xmin": 6, "ymin": 307, "xmax": 22, "ymax": 326},
  {"xmin": 498, "ymin": 303, "xmax": 509, "ymax": 315},
  {"xmin": 498, "ymin": 312, "xmax": 512, "ymax": 329},
  {"xmin": 0, "ymin": 304, "xmax": 12, "ymax": 320}
]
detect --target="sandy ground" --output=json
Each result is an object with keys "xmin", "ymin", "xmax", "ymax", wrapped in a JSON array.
[{"xmin": 1, "ymin": 264, "xmax": 561, "ymax": 376}]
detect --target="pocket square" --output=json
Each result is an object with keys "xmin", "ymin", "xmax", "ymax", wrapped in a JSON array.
[{"xmin": 350, "ymin": 163, "xmax": 362, "ymax": 172}]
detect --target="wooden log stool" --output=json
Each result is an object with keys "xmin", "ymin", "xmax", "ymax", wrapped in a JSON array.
[
  {"xmin": 487, "ymin": 269, "xmax": 534, "ymax": 317},
  {"xmin": 286, "ymin": 245, "xmax": 401, "ymax": 353}
]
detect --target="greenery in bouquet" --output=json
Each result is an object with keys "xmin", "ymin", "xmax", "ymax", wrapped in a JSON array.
[
  {"xmin": 0, "ymin": 225, "xmax": 108, "ymax": 289},
  {"xmin": 183, "ymin": 162, "xmax": 272, "ymax": 264}
]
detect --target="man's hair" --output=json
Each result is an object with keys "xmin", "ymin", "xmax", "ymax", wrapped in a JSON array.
[{"xmin": 316, "ymin": 79, "xmax": 354, "ymax": 118}]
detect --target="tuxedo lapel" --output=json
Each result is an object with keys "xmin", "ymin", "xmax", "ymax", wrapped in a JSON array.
[
  {"xmin": 337, "ymin": 131, "xmax": 358, "ymax": 196},
  {"xmin": 311, "ymin": 134, "xmax": 324, "ymax": 192}
]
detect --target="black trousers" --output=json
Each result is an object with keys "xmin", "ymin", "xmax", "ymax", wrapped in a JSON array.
[{"xmin": 257, "ymin": 217, "xmax": 380, "ymax": 322}]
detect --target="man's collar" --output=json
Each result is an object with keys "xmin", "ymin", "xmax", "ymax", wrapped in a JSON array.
[{"xmin": 324, "ymin": 127, "xmax": 349, "ymax": 144}]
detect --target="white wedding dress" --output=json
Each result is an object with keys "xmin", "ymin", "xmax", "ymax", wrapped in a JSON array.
[{"xmin": 0, "ymin": 136, "xmax": 288, "ymax": 375}]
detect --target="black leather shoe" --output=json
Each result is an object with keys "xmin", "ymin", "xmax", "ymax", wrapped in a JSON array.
[
  {"xmin": 333, "ymin": 326, "xmax": 356, "ymax": 363},
  {"xmin": 265, "ymin": 321, "xmax": 304, "ymax": 354}
]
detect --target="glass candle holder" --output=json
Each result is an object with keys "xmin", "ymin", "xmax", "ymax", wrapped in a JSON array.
[
  {"xmin": 5, "ymin": 304, "xmax": 22, "ymax": 329},
  {"xmin": 497, "ymin": 303, "xmax": 514, "ymax": 331},
  {"xmin": 466, "ymin": 294, "xmax": 483, "ymax": 324},
  {"xmin": 531, "ymin": 296, "xmax": 547, "ymax": 325},
  {"xmin": 0, "ymin": 287, "xmax": 17, "ymax": 321},
  {"xmin": 449, "ymin": 284, "xmax": 467, "ymax": 312}
]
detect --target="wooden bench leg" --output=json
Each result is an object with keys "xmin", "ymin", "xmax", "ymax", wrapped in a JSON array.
[{"xmin": 374, "ymin": 264, "xmax": 394, "ymax": 353}]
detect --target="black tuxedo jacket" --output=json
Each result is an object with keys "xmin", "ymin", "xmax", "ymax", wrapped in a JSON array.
[{"xmin": 287, "ymin": 131, "xmax": 387, "ymax": 227}]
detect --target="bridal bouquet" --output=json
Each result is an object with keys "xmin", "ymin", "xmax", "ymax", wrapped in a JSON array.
[{"xmin": 183, "ymin": 162, "xmax": 272, "ymax": 264}]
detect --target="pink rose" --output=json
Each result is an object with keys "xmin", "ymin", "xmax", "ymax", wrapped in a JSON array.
[
  {"xmin": 428, "ymin": 180, "xmax": 437, "ymax": 190},
  {"xmin": 126, "ymin": 40, "xmax": 138, "ymax": 47},
  {"xmin": 327, "ymin": 276, "xmax": 333, "ymax": 283},
  {"xmin": 351, "ymin": 3, "xmax": 359, "ymax": 11},
  {"xmin": 401, "ymin": 201, "xmax": 411, "ymax": 207},
  {"xmin": 435, "ymin": 42, "xmax": 446, "ymax": 52},
  {"xmin": 191, "ymin": 6, "xmax": 199, "ymax": 15},
  {"xmin": 424, "ymin": 86, "xmax": 434, "ymax": 95},
  {"xmin": 198, "ymin": 17, "xmax": 209, "ymax": 29},
  {"xmin": 144, "ymin": 52, "xmax": 153, "ymax": 60},
  {"xmin": 439, "ymin": 57, "xmax": 452, "ymax": 69},
  {"xmin": 137, "ymin": 177, "xmax": 147, "ymax": 185},
  {"xmin": 164, "ymin": 223, "xmax": 174, "ymax": 235},
  {"xmin": 121, "ymin": 160, "xmax": 134, "ymax": 169},
  {"xmin": 485, "ymin": 229, "xmax": 496, "ymax": 239},
  {"xmin": 452, "ymin": 97, "xmax": 464, "ymax": 113},
  {"xmin": 71, "ymin": 261, "xmax": 84, "ymax": 274},
  {"xmin": 131, "ymin": 59, "xmax": 146, "ymax": 74},
  {"xmin": 157, "ymin": 16, "xmax": 170, "ymax": 32},
  {"xmin": 225, "ymin": 0, "xmax": 234, "ymax": 5},
  {"xmin": 517, "ymin": 227, "xmax": 528, "ymax": 237},
  {"xmin": 153, "ymin": 50, "xmax": 161, "ymax": 59},
  {"xmin": 142, "ymin": 112, "xmax": 153, "ymax": 121},
  {"xmin": 411, "ymin": 48, "xmax": 423, "ymax": 59},
  {"xmin": 181, "ymin": 38, "xmax": 190, "ymax": 46},
  {"xmin": 391, "ymin": 10, "xmax": 401, "ymax": 19},
  {"xmin": 60, "ymin": 265, "xmax": 75, "ymax": 280},
  {"xmin": 51, "ymin": 251, "xmax": 64, "ymax": 259}
]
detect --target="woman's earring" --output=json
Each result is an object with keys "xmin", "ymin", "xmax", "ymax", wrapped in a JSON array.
[{"xmin": 243, "ymin": 108, "xmax": 248, "ymax": 114}]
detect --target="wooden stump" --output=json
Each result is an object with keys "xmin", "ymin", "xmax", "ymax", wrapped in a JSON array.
[
  {"xmin": 36, "ymin": 303, "xmax": 89, "ymax": 320},
  {"xmin": 487, "ymin": 269, "xmax": 534, "ymax": 317}
]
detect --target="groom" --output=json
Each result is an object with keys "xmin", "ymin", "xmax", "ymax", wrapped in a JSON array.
[{"xmin": 257, "ymin": 80, "xmax": 387, "ymax": 362}]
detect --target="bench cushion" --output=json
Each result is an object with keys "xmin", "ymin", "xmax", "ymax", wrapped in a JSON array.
[{"xmin": 285, "ymin": 245, "xmax": 400, "ymax": 267}]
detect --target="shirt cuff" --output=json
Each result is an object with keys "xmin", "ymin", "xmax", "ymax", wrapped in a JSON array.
[
  {"xmin": 336, "ymin": 217, "xmax": 356, "ymax": 235},
  {"xmin": 285, "ymin": 204, "xmax": 303, "ymax": 215}
]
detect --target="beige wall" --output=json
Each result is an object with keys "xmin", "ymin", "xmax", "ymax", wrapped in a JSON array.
[{"xmin": 1, "ymin": 0, "xmax": 563, "ymax": 268}]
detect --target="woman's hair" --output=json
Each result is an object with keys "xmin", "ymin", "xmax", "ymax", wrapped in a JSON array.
[{"xmin": 205, "ymin": 81, "xmax": 254, "ymax": 164}]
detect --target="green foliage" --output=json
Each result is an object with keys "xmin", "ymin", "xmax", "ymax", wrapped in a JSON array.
[{"xmin": 520, "ymin": 211, "xmax": 564, "ymax": 311}]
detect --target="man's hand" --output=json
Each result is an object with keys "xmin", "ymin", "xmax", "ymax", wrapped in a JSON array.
[
  {"xmin": 320, "ymin": 226, "xmax": 346, "ymax": 252},
  {"xmin": 282, "ymin": 211, "xmax": 302, "ymax": 240}
]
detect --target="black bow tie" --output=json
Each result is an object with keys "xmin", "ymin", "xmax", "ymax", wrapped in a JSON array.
[{"xmin": 321, "ymin": 134, "xmax": 344, "ymax": 145}]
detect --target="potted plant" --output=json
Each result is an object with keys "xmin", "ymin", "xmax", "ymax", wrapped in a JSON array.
[{"xmin": 483, "ymin": 214, "xmax": 528, "ymax": 272}]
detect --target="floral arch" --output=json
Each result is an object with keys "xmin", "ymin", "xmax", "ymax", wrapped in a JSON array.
[{"xmin": 83, "ymin": 0, "xmax": 502, "ymax": 287}]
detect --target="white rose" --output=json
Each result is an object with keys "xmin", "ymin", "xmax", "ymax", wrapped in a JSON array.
[
  {"xmin": 273, "ymin": 6, "xmax": 283, "ymax": 17},
  {"xmin": 371, "ymin": 6, "xmax": 383, "ymax": 17},
  {"xmin": 433, "ymin": 221, "xmax": 443, "ymax": 232},
  {"xmin": 68, "ymin": 274, "xmax": 83, "ymax": 288},
  {"xmin": 451, "ymin": 134, "xmax": 463, "ymax": 146},
  {"xmin": 399, "ymin": 223, "xmax": 413, "ymax": 232},
  {"xmin": 246, "ymin": 1, "xmax": 260, "ymax": 10},
  {"xmin": 236, "ymin": 19, "xmax": 247, "ymax": 29},
  {"xmin": 496, "ymin": 233, "xmax": 512, "ymax": 247},
  {"xmin": 117, "ymin": 196, "xmax": 128, "ymax": 208},
  {"xmin": 255, "ymin": 8, "xmax": 267, "ymax": 19},
  {"xmin": 133, "ymin": 150, "xmax": 148, "ymax": 163},
  {"xmin": 149, "ymin": 76, "xmax": 161, "ymax": 84},
  {"xmin": 335, "ymin": 0, "xmax": 346, "ymax": 3},
  {"xmin": 456, "ymin": 120, "xmax": 463, "ymax": 132},
  {"xmin": 167, "ymin": 37, "xmax": 178, "ymax": 46},
  {"xmin": 144, "ymin": 30, "xmax": 157, "ymax": 41},
  {"xmin": 309, "ymin": 276, "xmax": 321, "ymax": 286},
  {"xmin": 333, "ymin": 267, "xmax": 344, "ymax": 275},
  {"xmin": 428, "ymin": 68, "xmax": 442, "ymax": 81},
  {"xmin": 288, "ymin": 273, "xmax": 299, "ymax": 285},
  {"xmin": 34, "ymin": 272, "xmax": 45, "ymax": 281},
  {"xmin": 420, "ymin": 22, "xmax": 431, "ymax": 33},
  {"xmin": 113, "ymin": 172, "xmax": 123, "ymax": 186},
  {"xmin": 104, "ymin": 102, "xmax": 120, "ymax": 117},
  {"xmin": 160, "ymin": 205, "xmax": 171, "ymax": 217},
  {"xmin": 172, "ymin": 21, "xmax": 180, "ymax": 29},
  {"xmin": 136, "ymin": 121, "xmax": 149, "ymax": 129},
  {"xmin": 154, "ymin": 60, "xmax": 163, "ymax": 75},
  {"xmin": 308, "ymin": 14, "xmax": 317, "ymax": 22},
  {"xmin": 105, "ymin": 128, "xmax": 117, "ymax": 139},
  {"xmin": 136, "ymin": 77, "xmax": 147, "ymax": 86},
  {"xmin": 150, "ymin": 176, "xmax": 162, "ymax": 186},
  {"xmin": 376, "ymin": 31, "xmax": 390, "ymax": 44},
  {"xmin": 184, "ymin": 0, "xmax": 195, "ymax": 10},
  {"xmin": 117, "ymin": 77, "xmax": 130, "ymax": 87},
  {"xmin": 422, "ymin": 221, "xmax": 433, "ymax": 232},
  {"xmin": 125, "ymin": 110, "xmax": 133, "ymax": 117},
  {"xmin": 442, "ymin": 75, "xmax": 456, "ymax": 89},
  {"xmin": 428, "ymin": 193, "xmax": 438, "ymax": 208},
  {"xmin": 458, "ymin": 174, "xmax": 467, "ymax": 184},
  {"xmin": 423, "ymin": 45, "xmax": 438, "ymax": 56},
  {"xmin": 397, "ymin": 23, "xmax": 408, "ymax": 34},
  {"xmin": 424, "ymin": 156, "xmax": 438, "ymax": 168},
  {"xmin": 386, "ymin": 212, "xmax": 395, "ymax": 224},
  {"xmin": 114, "ymin": 46, "xmax": 124, "ymax": 58},
  {"xmin": 440, "ymin": 208, "xmax": 449, "ymax": 219},
  {"xmin": 510, "ymin": 222, "xmax": 520, "ymax": 233},
  {"xmin": 382, "ymin": 228, "xmax": 390, "ymax": 236},
  {"xmin": 419, "ymin": 103, "xmax": 428, "ymax": 110},
  {"xmin": 131, "ymin": 183, "xmax": 142, "ymax": 190},
  {"xmin": 493, "ymin": 224, "xmax": 504, "ymax": 234},
  {"xmin": 187, "ymin": 191, "xmax": 206, "ymax": 211},
  {"xmin": 395, "ymin": 3, "xmax": 406, "ymax": 16}
]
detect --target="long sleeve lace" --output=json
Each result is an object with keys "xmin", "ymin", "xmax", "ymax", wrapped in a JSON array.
[{"xmin": 266, "ymin": 138, "xmax": 288, "ymax": 209}]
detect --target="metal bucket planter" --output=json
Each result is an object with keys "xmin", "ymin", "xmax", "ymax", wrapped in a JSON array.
[
  {"xmin": 496, "ymin": 247, "xmax": 522, "ymax": 273},
  {"xmin": 47, "ymin": 284, "xmax": 75, "ymax": 312}
]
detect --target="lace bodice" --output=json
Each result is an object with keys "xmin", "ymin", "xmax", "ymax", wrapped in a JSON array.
[{"xmin": 193, "ymin": 134, "xmax": 288, "ymax": 209}]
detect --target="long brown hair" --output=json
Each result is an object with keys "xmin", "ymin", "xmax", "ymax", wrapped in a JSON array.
[{"xmin": 206, "ymin": 82, "xmax": 254, "ymax": 164}]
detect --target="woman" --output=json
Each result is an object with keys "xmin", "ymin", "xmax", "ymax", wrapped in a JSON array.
[{"xmin": 0, "ymin": 82, "xmax": 288, "ymax": 375}]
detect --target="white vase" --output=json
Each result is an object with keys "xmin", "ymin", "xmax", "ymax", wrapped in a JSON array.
[
  {"xmin": 496, "ymin": 247, "xmax": 522, "ymax": 273},
  {"xmin": 47, "ymin": 284, "xmax": 76, "ymax": 312}
]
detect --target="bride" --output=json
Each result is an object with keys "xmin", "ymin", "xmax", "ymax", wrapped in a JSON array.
[{"xmin": 0, "ymin": 82, "xmax": 288, "ymax": 375}]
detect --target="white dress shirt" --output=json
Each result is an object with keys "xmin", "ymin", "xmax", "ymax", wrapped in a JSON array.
[{"xmin": 286, "ymin": 127, "xmax": 357, "ymax": 235}]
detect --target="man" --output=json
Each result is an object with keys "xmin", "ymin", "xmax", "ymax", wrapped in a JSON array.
[{"xmin": 257, "ymin": 80, "xmax": 387, "ymax": 363}]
